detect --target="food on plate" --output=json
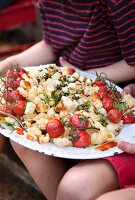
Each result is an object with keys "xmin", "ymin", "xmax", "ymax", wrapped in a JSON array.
[{"xmin": 0, "ymin": 64, "xmax": 135, "ymax": 149}]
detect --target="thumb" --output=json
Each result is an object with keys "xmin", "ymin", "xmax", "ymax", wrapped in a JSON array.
[
  {"xmin": 59, "ymin": 57, "xmax": 68, "ymax": 67},
  {"xmin": 124, "ymin": 84, "xmax": 135, "ymax": 97},
  {"xmin": 118, "ymin": 141, "xmax": 135, "ymax": 154},
  {"xmin": 124, "ymin": 85, "xmax": 132, "ymax": 94},
  {"xmin": 59, "ymin": 57, "xmax": 77, "ymax": 69}
]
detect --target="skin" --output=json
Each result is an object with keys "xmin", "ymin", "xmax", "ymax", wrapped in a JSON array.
[
  {"xmin": 117, "ymin": 84, "xmax": 135, "ymax": 154},
  {"xmin": 60, "ymin": 57, "xmax": 135, "ymax": 83},
  {"xmin": 0, "ymin": 39, "xmax": 135, "ymax": 199},
  {"xmin": 96, "ymin": 188, "xmax": 135, "ymax": 200},
  {"xmin": 11, "ymin": 141, "xmax": 119, "ymax": 200}
]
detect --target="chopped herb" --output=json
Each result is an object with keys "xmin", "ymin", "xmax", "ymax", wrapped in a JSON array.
[
  {"xmin": 63, "ymin": 92, "xmax": 70, "ymax": 96},
  {"xmin": 51, "ymin": 91, "xmax": 61, "ymax": 106},
  {"xmin": 95, "ymin": 110, "xmax": 103, "ymax": 115},
  {"xmin": 43, "ymin": 93, "xmax": 50, "ymax": 104},
  {"xmin": 72, "ymin": 96, "xmax": 80, "ymax": 100},
  {"xmin": 114, "ymin": 102, "xmax": 126, "ymax": 111},
  {"xmin": 43, "ymin": 73, "xmax": 49, "ymax": 80},
  {"xmin": 99, "ymin": 117, "xmax": 108, "ymax": 127},
  {"xmin": 80, "ymin": 114, "xmax": 88, "ymax": 125},
  {"xmin": 84, "ymin": 102, "xmax": 91, "ymax": 111},
  {"xmin": 5, "ymin": 122, "xmax": 15, "ymax": 131}
]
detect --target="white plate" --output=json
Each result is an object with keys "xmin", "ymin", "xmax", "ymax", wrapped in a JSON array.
[{"xmin": 0, "ymin": 67, "xmax": 135, "ymax": 159}]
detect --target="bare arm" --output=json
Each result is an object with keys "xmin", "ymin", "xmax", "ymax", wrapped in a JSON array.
[
  {"xmin": 88, "ymin": 60, "xmax": 135, "ymax": 83},
  {"xmin": 0, "ymin": 40, "xmax": 57, "ymax": 72},
  {"xmin": 60, "ymin": 58, "xmax": 135, "ymax": 83}
]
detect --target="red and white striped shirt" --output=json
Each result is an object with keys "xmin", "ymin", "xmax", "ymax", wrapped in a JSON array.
[{"xmin": 39, "ymin": 0, "xmax": 135, "ymax": 70}]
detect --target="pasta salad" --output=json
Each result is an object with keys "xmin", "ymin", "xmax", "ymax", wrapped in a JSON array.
[{"xmin": 0, "ymin": 64, "xmax": 135, "ymax": 149}]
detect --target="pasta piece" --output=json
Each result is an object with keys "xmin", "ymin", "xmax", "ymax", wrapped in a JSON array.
[
  {"xmin": 38, "ymin": 134, "xmax": 50, "ymax": 144},
  {"xmin": 53, "ymin": 137, "xmax": 72, "ymax": 147}
]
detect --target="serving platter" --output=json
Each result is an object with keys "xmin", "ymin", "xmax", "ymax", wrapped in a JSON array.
[{"xmin": 0, "ymin": 66, "xmax": 135, "ymax": 159}]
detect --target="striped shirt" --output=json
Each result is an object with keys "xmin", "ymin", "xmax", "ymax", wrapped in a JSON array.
[{"xmin": 39, "ymin": 0, "xmax": 135, "ymax": 70}]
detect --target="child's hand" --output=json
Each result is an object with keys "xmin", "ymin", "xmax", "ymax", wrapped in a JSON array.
[
  {"xmin": 118, "ymin": 141, "xmax": 135, "ymax": 154},
  {"xmin": 0, "ymin": 56, "xmax": 18, "ymax": 73},
  {"xmin": 124, "ymin": 84, "xmax": 135, "ymax": 98},
  {"xmin": 59, "ymin": 56, "xmax": 78, "ymax": 71}
]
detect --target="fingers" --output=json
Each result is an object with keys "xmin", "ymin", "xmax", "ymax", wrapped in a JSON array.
[
  {"xmin": 59, "ymin": 57, "xmax": 77, "ymax": 70},
  {"xmin": 123, "ymin": 84, "xmax": 135, "ymax": 98},
  {"xmin": 0, "ymin": 60, "xmax": 11, "ymax": 74},
  {"xmin": 118, "ymin": 141, "xmax": 135, "ymax": 154}
]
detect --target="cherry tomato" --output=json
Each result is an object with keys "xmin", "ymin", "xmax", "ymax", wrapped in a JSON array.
[
  {"xmin": 107, "ymin": 108, "xmax": 122, "ymax": 124},
  {"xmin": 13, "ymin": 77, "xmax": 23, "ymax": 88},
  {"xmin": 98, "ymin": 90, "xmax": 108, "ymax": 100},
  {"xmin": 12, "ymin": 71, "xmax": 19, "ymax": 77},
  {"xmin": 3, "ymin": 91, "xmax": 12, "ymax": 101},
  {"xmin": 8, "ymin": 90, "xmax": 25, "ymax": 102},
  {"xmin": 0, "ymin": 102, "xmax": 14, "ymax": 114},
  {"xmin": 98, "ymin": 84, "xmax": 106, "ymax": 92},
  {"xmin": 107, "ymin": 88, "xmax": 121, "ymax": 101},
  {"xmin": 0, "ymin": 105, "xmax": 5, "ymax": 112},
  {"xmin": 67, "ymin": 68, "xmax": 76, "ymax": 75},
  {"xmin": 46, "ymin": 119, "xmax": 65, "ymax": 138},
  {"xmin": 102, "ymin": 97, "xmax": 114, "ymax": 111},
  {"xmin": 18, "ymin": 68, "xmax": 27, "ymax": 76},
  {"xmin": 6, "ymin": 102, "xmax": 15, "ymax": 114},
  {"xmin": 94, "ymin": 79, "xmax": 106, "ymax": 87},
  {"xmin": 131, "ymin": 119, "xmax": 135, "ymax": 124},
  {"xmin": 7, "ymin": 78, "xmax": 14, "ymax": 87},
  {"xmin": 13, "ymin": 100, "xmax": 26, "ymax": 116},
  {"xmin": 72, "ymin": 130, "xmax": 91, "ymax": 148},
  {"xmin": 122, "ymin": 113, "xmax": 134, "ymax": 124},
  {"xmin": 70, "ymin": 114, "xmax": 89, "ymax": 129}
]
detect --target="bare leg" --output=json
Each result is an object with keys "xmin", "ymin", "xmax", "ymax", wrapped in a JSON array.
[
  {"xmin": 10, "ymin": 141, "xmax": 72, "ymax": 200},
  {"xmin": 0, "ymin": 135, "xmax": 6, "ymax": 152},
  {"xmin": 96, "ymin": 188, "xmax": 135, "ymax": 200},
  {"xmin": 57, "ymin": 159, "xmax": 119, "ymax": 200}
]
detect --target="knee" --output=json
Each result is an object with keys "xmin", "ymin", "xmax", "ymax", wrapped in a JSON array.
[{"xmin": 56, "ymin": 169, "xmax": 90, "ymax": 200}]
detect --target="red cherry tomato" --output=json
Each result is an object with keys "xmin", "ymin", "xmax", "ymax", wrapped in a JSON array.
[
  {"xmin": 72, "ymin": 130, "xmax": 91, "ymax": 148},
  {"xmin": 94, "ymin": 79, "xmax": 106, "ymax": 87},
  {"xmin": 4, "ymin": 90, "xmax": 25, "ymax": 102},
  {"xmin": 12, "ymin": 71, "xmax": 19, "ymax": 77},
  {"xmin": 107, "ymin": 108, "xmax": 122, "ymax": 124},
  {"xmin": 8, "ymin": 90, "xmax": 25, "ymax": 102},
  {"xmin": 70, "ymin": 114, "xmax": 89, "ymax": 129},
  {"xmin": 131, "ymin": 118, "xmax": 135, "ymax": 124},
  {"xmin": 0, "ymin": 105, "xmax": 5, "ymax": 112},
  {"xmin": 3, "ymin": 91, "xmax": 12, "ymax": 101},
  {"xmin": 98, "ymin": 84, "xmax": 107, "ymax": 92},
  {"xmin": 67, "ymin": 68, "xmax": 76, "ymax": 75},
  {"xmin": 13, "ymin": 77, "xmax": 23, "ymax": 88},
  {"xmin": 122, "ymin": 113, "xmax": 134, "ymax": 124},
  {"xmin": 107, "ymin": 89, "xmax": 121, "ymax": 100},
  {"xmin": 7, "ymin": 78, "xmax": 13, "ymax": 87},
  {"xmin": 13, "ymin": 100, "xmax": 26, "ymax": 116},
  {"xmin": 6, "ymin": 102, "xmax": 15, "ymax": 114},
  {"xmin": 0, "ymin": 102, "xmax": 14, "ymax": 115},
  {"xmin": 102, "ymin": 97, "xmax": 114, "ymax": 111},
  {"xmin": 18, "ymin": 68, "xmax": 27, "ymax": 76},
  {"xmin": 98, "ymin": 90, "xmax": 108, "ymax": 100},
  {"xmin": 46, "ymin": 119, "xmax": 65, "ymax": 138}
]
